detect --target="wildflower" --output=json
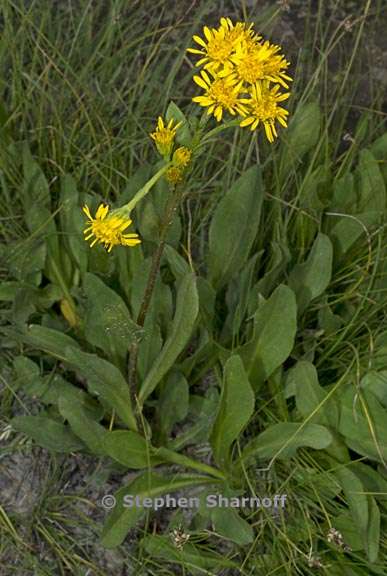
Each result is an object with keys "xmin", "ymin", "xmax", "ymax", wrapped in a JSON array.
[
  {"xmin": 187, "ymin": 18, "xmax": 260, "ymax": 71},
  {"xmin": 172, "ymin": 146, "xmax": 192, "ymax": 168},
  {"xmin": 150, "ymin": 116, "xmax": 182, "ymax": 157},
  {"xmin": 240, "ymin": 81, "xmax": 290, "ymax": 142},
  {"xmin": 192, "ymin": 70, "xmax": 247, "ymax": 121},
  {"xmin": 83, "ymin": 204, "xmax": 141, "ymax": 252},
  {"xmin": 166, "ymin": 166, "xmax": 184, "ymax": 184},
  {"xmin": 226, "ymin": 40, "xmax": 292, "ymax": 88}
]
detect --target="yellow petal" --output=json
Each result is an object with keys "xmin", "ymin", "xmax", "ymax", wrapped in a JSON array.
[
  {"xmin": 193, "ymin": 75, "xmax": 209, "ymax": 90},
  {"xmin": 193, "ymin": 34, "xmax": 207, "ymax": 48}
]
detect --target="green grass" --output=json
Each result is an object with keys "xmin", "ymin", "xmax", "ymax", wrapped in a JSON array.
[{"xmin": 1, "ymin": 0, "xmax": 387, "ymax": 574}]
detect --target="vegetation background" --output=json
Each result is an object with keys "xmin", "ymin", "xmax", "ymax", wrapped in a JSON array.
[{"xmin": 1, "ymin": 0, "xmax": 387, "ymax": 574}]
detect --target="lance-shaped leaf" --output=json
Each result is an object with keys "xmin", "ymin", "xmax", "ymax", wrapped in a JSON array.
[
  {"xmin": 138, "ymin": 272, "xmax": 199, "ymax": 404},
  {"xmin": 240, "ymin": 285, "xmax": 297, "ymax": 389},
  {"xmin": 101, "ymin": 472, "xmax": 217, "ymax": 548},
  {"xmin": 65, "ymin": 347, "xmax": 137, "ymax": 431},
  {"xmin": 210, "ymin": 355, "xmax": 254, "ymax": 467},
  {"xmin": 291, "ymin": 360, "xmax": 339, "ymax": 427},
  {"xmin": 288, "ymin": 233, "xmax": 333, "ymax": 315},
  {"xmin": 11, "ymin": 416, "xmax": 84, "ymax": 453},
  {"xmin": 58, "ymin": 393, "xmax": 107, "ymax": 456},
  {"xmin": 241, "ymin": 422, "xmax": 333, "ymax": 462},
  {"xmin": 103, "ymin": 430, "xmax": 163, "ymax": 469},
  {"xmin": 83, "ymin": 273, "xmax": 140, "ymax": 368},
  {"xmin": 7, "ymin": 324, "xmax": 80, "ymax": 362},
  {"xmin": 208, "ymin": 165, "xmax": 263, "ymax": 288}
]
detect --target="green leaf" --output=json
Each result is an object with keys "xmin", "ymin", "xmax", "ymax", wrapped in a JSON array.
[
  {"xmin": 334, "ymin": 466, "xmax": 369, "ymax": 551},
  {"xmin": 7, "ymin": 239, "xmax": 46, "ymax": 284},
  {"xmin": 240, "ymin": 285, "xmax": 297, "ymax": 389},
  {"xmin": 83, "ymin": 273, "xmax": 140, "ymax": 367},
  {"xmin": 11, "ymin": 416, "xmax": 84, "ymax": 453},
  {"xmin": 281, "ymin": 102, "xmax": 321, "ymax": 170},
  {"xmin": 163, "ymin": 245, "xmax": 190, "ymax": 283},
  {"xmin": 292, "ymin": 361, "xmax": 339, "ymax": 427},
  {"xmin": 11, "ymin": 324, "xmax": 80, "ymax": 362},
  {"xmin": 139, "ymin": 272, "xmax": 199, "ymax": 404},
  {"xmin": 103, "ymin": 430, "xmax": 162, "ymax": 468},
  {"xmin": 22, "ymin": 144, "xmax": 50, "ymax": 215},
  {"xmin": 329, "ymin": 211, "xmax": 378, "ymax": 257},
  {"xmin": 242, "ymin": 422, "xmax": 333, "ymax": 461},
  {"xmin": 169, "ymin": 388, "xmax": 220, "ymax": 450},
  {"xmin": 367, "ymin": 496, "xmax": 380, "ymax": 562},
  {"xmin": 338, "ymin": 387, "xmax": 387, "ymax": 463},
  {"xmin": 137, "ymin": 321, "xmax": 163, "ymax": 382},
  {"xmin": 65, "ymin": 347, "xmax": 137, "ymax": 431},
  {"xmin": 356, "ymin": 149, "xmax": 386, "ymax": 217},
  {"xmin": 60, "ymin": 174, "xmax": 88, "ymax": 273},
  {"xmin": 208, "ymin": 165, "xmax": 263, "ymax": 288},
  {"xmin": 58, "ymin": 393, "xmax": 107, "ymax": 455},
  {"xmin": 361, "ymin": 371, "xmax": 387, "ymax": 407},
  {"xmin": 288, "ymin": 233, "xmax": 333, "ymax": 315},
  {"xmin": 166, "ymin": 101, "xmax": 191, "ymax": 146},
  {"xmin": 210, "ymin": 355, "xmax": 254, "ymax": 467},
  {"xmin": 101, "ymin": 472, "xmax": 215, "ymax": 548},
  {"xmin": 210, "ymin": 506, "xmax": 254, "ymax": 545},
  {"xmin": 157, "ymin": 371, "xmax": 189, "ymax": 437},
  {"xmin": 335, "ymin": 467, "xmax": 380, "ymax": 562},
  {"xmin": 13, "ymin": 356, "xmax": 104, "ymax": 420},
  {"xmin": 252, "ymin": 241, "xmax": 290, "ymax": 301}
]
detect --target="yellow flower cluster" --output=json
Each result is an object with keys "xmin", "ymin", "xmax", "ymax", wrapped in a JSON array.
[{"xmin": 188, "ymin": 17, "xmax": 291, "ymax": 142}]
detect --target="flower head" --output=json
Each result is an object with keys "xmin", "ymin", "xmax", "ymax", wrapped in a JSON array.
[
  {"xmin": 150, "ymin": 116, "xmax": 182, "ymax": 157},
  {"xmin": 240, "ymin": 82, "xmax": 290, "ymax": 142},
  {"xmin": 226, "ymin": 40, "xmax": 292, "ymax": 88},
  {"xmin": 166, "ymin": 166, "xmax": 184, "ymax": 184},
  {"xmin": 83, "ymin": 204, "xmax": 141, "ymax": 252},
  {"xmin": 192, "ymin": 70, "xmax": 247, "ymax": 121},
  {"xmin": 187, "ymin": 18, "xmax": 259, "ymax": 73},
  {"xmin": 172, "ymin": 146, "xmax": 192, "ymax": 168}
]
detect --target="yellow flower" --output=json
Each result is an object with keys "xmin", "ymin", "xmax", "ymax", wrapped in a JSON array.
[
  {"xmin": 187, "ymin": 18, "xmax": 257, "ymax": 73},
  {"xmin": 240, "ymin": 82, "xmax": 290, "ymax": 142},
  {"xmin": 83, "ymin": 204, "xmax": 141, "ymax": 252},
  {"xmin": 150, "ymin": 116, "xmax": 182, "ymax": 157},
  {"xmin": 166, "ymin": 167, "xmax": 184, "ymax": 184},
  {"xmin": 172, "ymin": 146, "xmax": 192, "ymax": 168},
  {"xmin": 192, "ymin": 70, "xmax": 247, "ymax": 121},
  {"xmin": 226, "ymin": 40, "xmax": 292, "ymax": 88}
]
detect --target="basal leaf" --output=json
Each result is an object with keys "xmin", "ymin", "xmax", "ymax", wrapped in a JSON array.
[
  {"xmin": 288, "ymin": 233, "xmax": 333, "ymax": 315},
  {"xmin": 65, "ymin": 347, "xmax": 137, "ymax": 431},
  {"xmin": 138, "ymin": 272, "xmax": 199, "ymax": 404},
  {"xmin": 83, "ymin": 273, "xmax": 140, "ymax": 367},
  {"xmin": 240, "ymin": 285, "xmax": 297, "ymax": 389},
  {"xmin": 101, "ymin": 472, "xmax": 215, "ymax": 548},
  {"xmin": 210, "ymin": 355, "xmax": 254, "ymax": 467},
  {"xmin": 11, "ymin": 415, "xmax": 84, "ymax": 453},
  {"xmin": 208, "ymin": 165, "xmax": 263, "ymax": 288},
  {"xmin": 242, "ymin": 422, "xmax": 333, "ymax": 462}
]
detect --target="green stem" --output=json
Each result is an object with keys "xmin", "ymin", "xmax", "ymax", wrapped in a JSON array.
[
  {"xmin": 154, "ymin": 446, "xmax": 226, "ymax": 481},
  {"xmin": 199, "ymin": 119, "xmax": 241, "ymax": 145},
  {"xmin": 121, "ymin": 163, "xmax": 171, "ymax": 216},
  {"xmin": 127, "ymin": 183, "xmax": 185, "ymax": 411}
]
